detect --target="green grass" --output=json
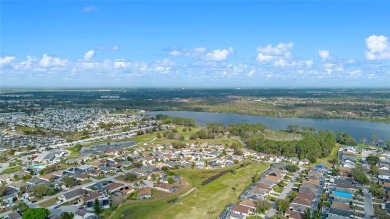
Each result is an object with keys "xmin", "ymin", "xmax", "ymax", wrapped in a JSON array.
[
  {"xmin": 154, "ymin": 162, "xmax": 268, "ymax": 219},
  {"xmin": 170, "ymin": 164, "xmax": 240, "ymax": 187},
  {"xmin": 111, "ymin": 162, "xmax": 268, "ymax": 219},
  {"xmin": 273, "ymin": 186, "xmax": 284, "ymax": 193},
  {"xmin": 39, "ymin": 197, "xmax": 58, "ymax": 208},
  {"xmin": 1, "ymin": 166, "xmax": 22, "ymax": 174},
  {"xmin": 311, "ymin": 144, "xmax": 339, "ymax": 167}
]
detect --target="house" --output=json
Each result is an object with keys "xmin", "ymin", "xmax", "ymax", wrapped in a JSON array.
[
  {"xmin": 239, "ymin": 199, "xmax": 256, "ymax": 210},
  {"xmin": 299, "ymin": 184, "xmax": 319, "ymax": 197},
  {"xmin": 155, "ymin": 183, "xmax": 179, "ymax": 193},
  {"xmin": 379, "ymin": 170, "xmax": 390, "ymax": 180},
  {"xmin": 104, "ymin": 183, "xmax": 124, "ymax": 193},
  {"xmin": 75, "ymin": 174, "xmax": 91, "ymax": 181},
  {"xmin": 74, "ymin": 209, "xmax": 96, "ymax": 219},
  {"xmin": 116, "ymin": 186, "xmax": 134, "ymax": 196},
  {"xmin": 4, "ymin": 211, "xmax": 22, "ymax": 219},
  {"xmin": 289, "ymin": 157, "xmax": 299, "ymax": 164},
  {"xmin": 265, "ymin": 175, "xmax": 281, "ymax": 183},
  {"xmin": 302, "ymin": 179, "xmax": 320, "ymax": 186},
  {"xmin": 195, "ymin": 161, "xmax": 205, "ymax": 169},
  {"xmin": 268, "ymin": 168, "xmax": 286, "ymax": 178},
  {"xmin": 138, "ymin": 187, "xmax": 152, "ymax": 199},
  {"xmin": 82, "ymin": 192, "xmax": 110, "ymax": 211},
  {"xmin": 339, "ymin": 167, "xmax": 353, "ymax": 178},
  {"xmin": 26, "ymin": 176, "xmax": 47, "ymax": 187},
  {"xmin": 59, "ymin": 188, "xmax": 85, "ymax": 202},
  {"xmin": 299, "ymin": 158, "xmax": 310, "ymax": 166},
  {"xmin": 296, "ymin": 192, "xmax": 315, "ymax": 201},
  {"xmin": 329, "ymin": 202, "xmax": 352, "ymax": 217},
  {"xmin": 285, "ymin": 210, "xmax": 302, "ymax": 219},
  {"xmin": 230, "ymin": 204, "xmax": 255, "ymax": 216},
  {"xmin": 290, "ymin": 197, "xmax": 312, "ymax": 213},
  {"xmin": 39, "ymin": 173, "xmax": 56, "ymax": 182}
]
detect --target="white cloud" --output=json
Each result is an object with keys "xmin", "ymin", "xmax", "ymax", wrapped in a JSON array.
[
  {"xmin": 365, "ymin": 35, "xmax": 390, "ymax": 60},
  {"xmin": 248, "ymin": 69, "xmax": 256, "ymax": 77},
  {"xmin": 168, "ymin": 47, "xmax": 207, "ymax": 57},
  {"xmin": 0, "ymin": 56, "xmax": 16, "ymax": 66},
  {"xmin": 169, "ymin": 51, "xmax": 182, "ymax": 56},
  {"xmin": 111, "ymin": 46, "xmax": 119, "ymax": 51},
  {"xmin": 256, "ymin": 42, "xmax": 293, "ymax": 63},
  {"xmin": 83, "ymin": 6, "xmax": 97, "ymax": 12},
  {"xmin": 204, "ymin": 47, "xmax": 233, "ymax": 61},
  {"xmin": 39, "ymin": 54, "xmax": 67, "ymax": 67},
  {"xmin": 84, "ymin": 50, "xmax": 95, "ymax": 61},
  {"xmin": 318, "ymin": 50, "xmax": 330, "ymax": 60}
]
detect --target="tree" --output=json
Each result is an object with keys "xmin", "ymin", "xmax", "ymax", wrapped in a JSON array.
[
  {"xmin": 352, "ymin": 164, "xmax": 370, "ymax": 184},
  {"xmin": 303, "ymin": 209, "xmax": 311, "ymax": 219},
  {"xmin": 18, "ymin": 201, "xmax": 29, "ymax": 212},
  {"xmin": 386, "ymin": 140, "xmax": 390, "ymax": 150},
  {"xmin": 231, "ymin": 186, "xmax": 236, "ymax": 196},
  {"xmin": 123, "ymin": 173, "xmax": 137, "ymax": 181},
  {"xmin": 286, "ymin": 164, "xmax": 299, "ymax": 172},
  {"xmin": 22, "ymin": 208, "xmax": 50, "ymax": 219},
  {"xmin": 287, "ymin": 125, "xmax": 299, "ymax": 133},
  {"xmin": 360, "ymin": 137, "xmax": 367, "ymax": 145},
  {"xmin": 255, "ymin": 200, "xmax": 272, "ymax": 213},
  {"xmin": 61, "ymin": 176, "xmax": 78, "ymax": 188},
  {"xmin": 370, "ymin": 165, "xmax": 379, "ymax": 176},
  {"xmin": 31, "ymin": 184, "xmax": 55, "ymax": 199},
  {"xmin": 276, "ymin": 199, "xmax": 289, "ymax": 212},
  {"xmin": 94, "ymin": 199, "xmax": 102, "ymax": 215},
  {"xmin": 167, "ymin": 177, "xmax": 174, "ymax": 184},
  {"xmin": 371, "ymin": 135, "xmax": 379, "ymax": 146},
  {"xmin": 366, "ymin": 155, "xmax": 380, "ymax": 166},
  {"xmin": 60, "ymin": 212, "xmax": 74, "ymax": 219}
]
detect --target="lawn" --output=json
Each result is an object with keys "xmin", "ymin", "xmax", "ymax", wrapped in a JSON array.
[
  {"xmin": 273, "ymin": 186, "xmax": 284, "ymax": 193},
  {"xmin": 39, "ymin": 197, "xmax": 58, "ymax": 208},
  {"xmin": 311, "ymin": 144, "xmax": 339, "ymax": 167},
  {"xmin": 170, "ymin": 164, "xmax": 241, "ymax": 186},
  {"xmin": 155, "ymin": 162, "xmax": 268, "ymax": 219},
  {"xmin": 111, "ymin": 162, "xmax": 268, "ymax": 219},
  {"xmin": 1, "ymin": 166, "xmax": 22, "ymax": 174}
]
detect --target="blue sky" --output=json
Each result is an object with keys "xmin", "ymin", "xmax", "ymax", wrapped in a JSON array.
[{"xmin": 1, "ymin": 1, "xmax": 390, "ymax": 88}]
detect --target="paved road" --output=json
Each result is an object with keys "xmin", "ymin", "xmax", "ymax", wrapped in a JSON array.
[
  {"xmin": 0, "ymin": 172, "xmax": 127, "ymax": 218},
  {"xmin": 278, "ymin": 172, "xmax": 299, "ymax": 199},
  {"xmin": 363, "ymin": 187, "xmax": 374, "ymax": 219}
]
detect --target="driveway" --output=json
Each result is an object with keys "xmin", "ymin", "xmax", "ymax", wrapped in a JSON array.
[
  {"xmin": 278, "ymin": 172, "xmax": 298, "ymax": 199},
  {"xmin": 363, "ymin": 187, "xmax": 374, "ymax": 219}
]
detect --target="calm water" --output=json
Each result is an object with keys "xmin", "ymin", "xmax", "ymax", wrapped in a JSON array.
[
  {"xmin": 147, "ymin": 111, "xmax": 390, "ymax": 141},
  {"xmin": 80, "ymin": 141, "xmax": 137, "ymax": 156}
]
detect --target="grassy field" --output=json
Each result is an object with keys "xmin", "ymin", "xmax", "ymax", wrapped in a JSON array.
[
  {"xmin": 39, "ymin": 197, "xmax": 58, "ymax": 208},
  {"xmin": 156, "ymin": 162, "xmax": 268, "ymax": 219},
  {"xmin": 111, "ymin": 162, "xmax": 268, "ymax": 219},
  {"xmin": 170, "ymin": 164, "xmax": 240, "ymax": 187},
  {"xmin": 1, "ymin": 166, "xmax": 22, "ymax": 174},
  {"xmin": 311, "ymin": 144, "xmax": 339, "ymax": 167}
]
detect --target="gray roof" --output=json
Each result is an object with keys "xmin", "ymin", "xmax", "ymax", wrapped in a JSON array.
[
  {"xmin": 6, "ymin": 211, "xmax": 22, "ymax": 219},
  {"xmin": 63, "ymin": 188, "xmax": 85, "ymax": 200},
  {"xmin": 27, "ymin": 176, "xmax": 44, "ymax": 185}
]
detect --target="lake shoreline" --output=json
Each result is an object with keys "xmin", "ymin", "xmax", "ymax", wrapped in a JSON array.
[{"xmin": 147, "ymin": 110, "xmax": 390, "ymax": 141}]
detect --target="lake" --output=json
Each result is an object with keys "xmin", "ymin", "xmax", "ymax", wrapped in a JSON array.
[
  {"xmin": 80, "ymin": 141, "xmax": 137, "ymax": 156},
  {"xmin": 147, "ymin": 111, "xmax": 390, "ymax": 141}
]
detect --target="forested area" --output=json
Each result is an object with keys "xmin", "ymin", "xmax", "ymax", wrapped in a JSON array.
[
  {"xmin": 191, "ymin": 123, "xmax": 337, "ymax": 162},
  {"xmin": 227, "ymin": 124, "xmax": 337, "ymax": 162}
]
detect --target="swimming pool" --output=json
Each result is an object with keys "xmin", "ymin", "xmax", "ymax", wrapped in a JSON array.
[
  {"xmin": 334, "ymin": 191, "xmax": 353, "ymax": 199},
  {"xmin": 28, "ymin": 163, "xmax": 46, "ymax": 169}
]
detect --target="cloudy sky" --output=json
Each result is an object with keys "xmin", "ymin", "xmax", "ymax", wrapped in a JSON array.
[{"xmin": 1, "ymin": 1, "xmax": 390, "ymax": 88}]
